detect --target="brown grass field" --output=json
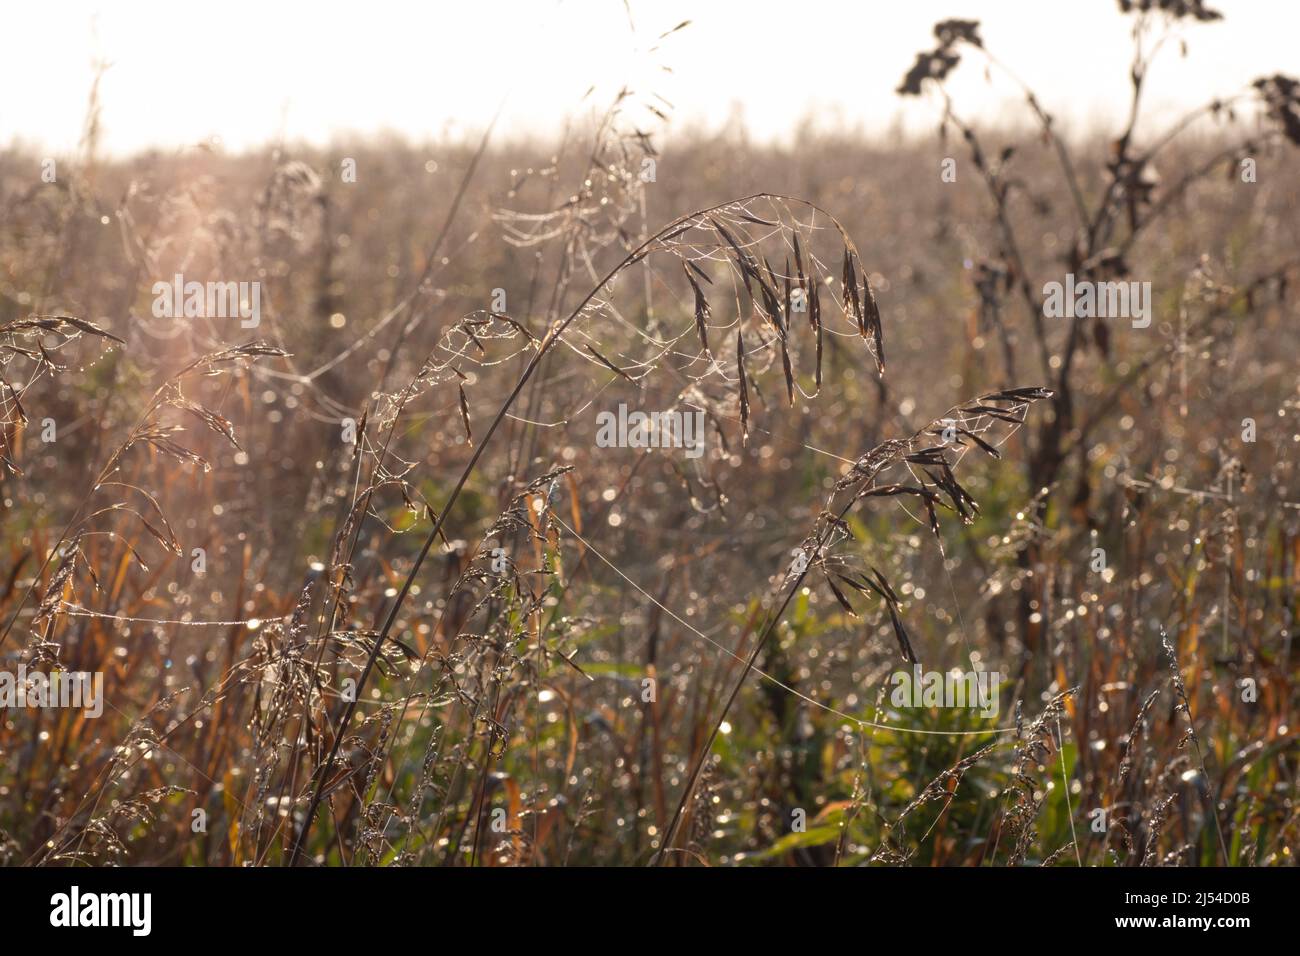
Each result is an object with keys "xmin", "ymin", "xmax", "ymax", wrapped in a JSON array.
[{"xmin": 1, "ymin": 2, "xmax": 1297, "ymax": 868}]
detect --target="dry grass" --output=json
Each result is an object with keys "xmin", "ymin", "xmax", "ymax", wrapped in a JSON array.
[{"xmin": 0, "ymin": 4, "xmax": 1297, "ymax": 867}]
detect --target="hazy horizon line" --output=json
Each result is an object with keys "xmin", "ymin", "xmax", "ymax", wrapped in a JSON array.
[{"xmin": 3, "ymin": 105, "xmax": 1276, "ymax": 165}]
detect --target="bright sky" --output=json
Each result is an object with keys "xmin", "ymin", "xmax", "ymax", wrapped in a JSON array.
[{"xmin": 4, "ymin": 0, "xmax": 1297, "ymax": 155}]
